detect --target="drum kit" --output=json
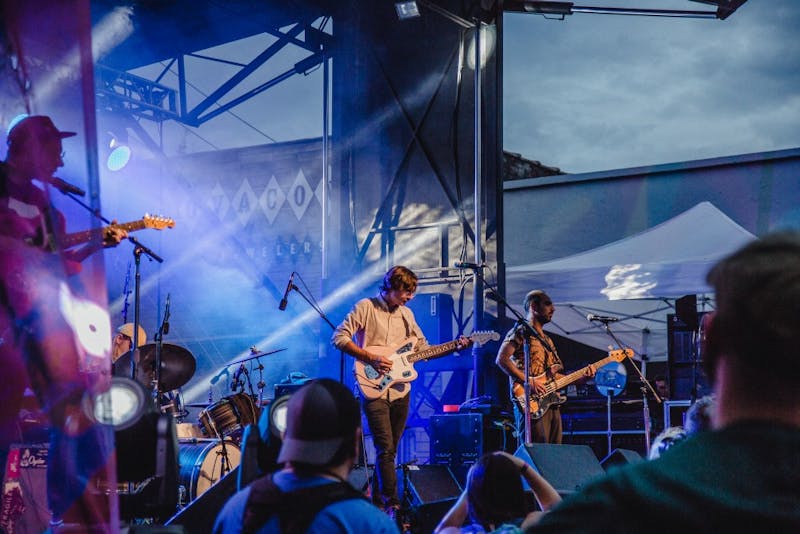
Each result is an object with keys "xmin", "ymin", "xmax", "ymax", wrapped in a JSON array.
[{"xmin": 112, "ymin": 343, "xmax": 266, "ymax": 504}]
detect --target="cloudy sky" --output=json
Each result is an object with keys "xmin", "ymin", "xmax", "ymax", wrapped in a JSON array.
[
  {"xmin": 128, "ymin": 0, "xmax": 799, "ymax": 176},
  {"xmin": 502, "ymin": 0, "xmax": 800, "ymax": 173}
]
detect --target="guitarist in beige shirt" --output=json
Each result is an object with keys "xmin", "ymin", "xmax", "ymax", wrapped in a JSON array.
[
  {"xmin": 496, "ymin": 290, "xmax": 595, "ymax": 444},
  {"xmin": 332, "ymin": 265, "xmax": 471, "ymax": 516}
]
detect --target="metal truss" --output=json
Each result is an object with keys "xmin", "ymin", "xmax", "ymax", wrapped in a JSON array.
[{"xmin": 95, "ymin": 19, "xmax": 331, "ymax": 128}]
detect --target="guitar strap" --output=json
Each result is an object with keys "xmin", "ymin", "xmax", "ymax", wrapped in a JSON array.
[
  {"xmin": 399, "ymin": 306, "xmax": 416, "ymax": 339},
  {"xmin": 521, "ymin": 324, "xmax": 562, "ymax": 375}
]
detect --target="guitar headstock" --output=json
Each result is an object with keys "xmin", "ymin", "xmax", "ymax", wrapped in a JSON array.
[
  {"xmin": 609, "ymin": 348, "xmax": 635, "ymax": 361},
  {"xmin": 468, "ymin": 330, "xmax": 501, "ymax": 346},
  {"xmin": 142, "ymin": 213, "xmax": 175, "ymax": 230}
]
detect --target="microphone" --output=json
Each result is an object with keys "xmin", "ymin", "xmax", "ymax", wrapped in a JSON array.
[
  {"xmin": 210, "ymin": 367, "xmax": 229, "ymax": 385},
  {"xmin": 587, "ymin": 314, "xmax": 620, "ymax": 323},
  {"xmin": 48, "ymin": 176, "xmax": 86, "ymax": 197},
  {"xmin": 278, "ymin": 272, "xmax": 295, "ymax": 311},
  {"xmin": 454, "ymin": 261, "xmax": 485, "ymax": 269}
]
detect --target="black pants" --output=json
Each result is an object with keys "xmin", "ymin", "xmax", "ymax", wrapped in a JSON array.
[{"xmin": 362, "ymin": 394, "xmax": 410, "ymax": 507}]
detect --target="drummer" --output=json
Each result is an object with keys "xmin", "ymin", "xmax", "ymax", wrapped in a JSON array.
[{"xmin": 112, "ymin": 322, "xmax": 148, "ymax": 362}]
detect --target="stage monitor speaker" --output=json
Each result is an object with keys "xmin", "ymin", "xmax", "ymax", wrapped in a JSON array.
[
  {"xmin": 399, "ymin": 465, "xmax": 461, "ymax": 534},
  {"xmin": 601, "ymin": 448, "xmax": 643, "ymax": 471},
  {"xmin": 400, "ymin": 465, "xmax": 461, "ymax": 506},
  {"xmin": 515, "ymin": 443, "xmax": 605, "ymax": 496},
  {"xmin": 165, "ymin": 465, "xmax": 239, "ymax": 534}
]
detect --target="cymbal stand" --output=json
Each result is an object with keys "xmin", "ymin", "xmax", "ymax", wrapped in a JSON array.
[{"xmin": 252, "ymin": 355, "xmax": 266, "ymax": 408}]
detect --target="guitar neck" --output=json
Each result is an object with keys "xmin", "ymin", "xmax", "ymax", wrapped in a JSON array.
[
  {"xmin": 552, "ymin": 353, "xmax": 622, "ymax": 390},
  {"xmin": 62, "ymin": 220, "xmax": 146, "ymax": 248},
  {"xmin": 407, "ymin": 340, "xmax": 459, "ymax": 364}
]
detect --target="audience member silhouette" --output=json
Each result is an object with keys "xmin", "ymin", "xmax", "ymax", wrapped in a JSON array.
[
  {"xmin": 435, "ymin": 451, "xmax": 561, "ymax": 533},
  {"xmin": 213, "ymin": 379, "xmax": 399, "ymax": 533},
  {"xmin": 528, "ymin": 232, "xmax": 800, "ymax": 533}
]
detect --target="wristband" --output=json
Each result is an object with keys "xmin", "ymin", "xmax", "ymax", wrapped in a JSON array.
[{"xmin": 519, "ymin": 463, "xmax": 528, "ymax": 474}]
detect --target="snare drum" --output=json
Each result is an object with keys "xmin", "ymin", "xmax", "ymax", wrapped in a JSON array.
[
  {"xmin": 199, "ymin": 393, "xmax": 260, "ymax": 438},
  {"xmin": 178, "ymin": 439, "xmax": 241, "ymax": 501}
]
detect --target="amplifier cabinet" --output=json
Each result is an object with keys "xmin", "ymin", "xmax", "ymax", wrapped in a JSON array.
[{"xmin": 429, "ymin": 413, "xmax": 513, "ymax": 466}]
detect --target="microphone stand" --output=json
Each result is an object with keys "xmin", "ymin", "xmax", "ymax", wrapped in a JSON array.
[
  {"xmin": 594, "ymin": 320, "xmax": 661, "ymax": 455},
  {"xmin": 467, "ymin": 266, "xmax": 548, "ymax": 447},
  {"xmin": 58, "ymin": 191, "xmax": 163, "ymax": 389},
  {"xmin": 281, "ymin": 273, "xmax": 343, "ymax": 381},
  {"xmin": 153, "ymin": 294, "xmax": 170, "ymax": 406}
]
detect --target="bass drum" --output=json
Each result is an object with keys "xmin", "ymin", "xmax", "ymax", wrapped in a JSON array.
[{"xmin": 178, "ymin": 439, "xmax": 241, "ymax": 502}]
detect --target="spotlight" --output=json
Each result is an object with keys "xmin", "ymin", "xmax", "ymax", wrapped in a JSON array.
[
  {"xmin": 237, "ymin": 394, "xmax": 292, "ymax": 490},
  {"xmin": 395, "ymin": 1, "xmax": 421, "ymax": 20},
  {"xmin": 94, "ymin": 377, "xmax": 179, "ymax": 521},
  {"xmin": 267, "ymin": 394, "xmax": 290, "ymax": 439},
  {"xmin": 106, "ymin": 129, "xmax": 131, "ymax": 171},
  {"xmin": 93, "ymin": 376, "xmax": 150, "ymax": 429}
]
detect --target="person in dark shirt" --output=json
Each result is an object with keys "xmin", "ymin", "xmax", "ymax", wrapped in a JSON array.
[{"xmin": 528, "ymin": 232, "xmax": 800, "ymax": 533}]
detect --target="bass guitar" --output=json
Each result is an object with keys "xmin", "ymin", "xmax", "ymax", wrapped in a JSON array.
[
  {"xmin": 512, "ymin": 348, "xmax": 633, "ymax": 419},
  {"xmin": 355, "ymin": 331, "xmax": 500, "ymax": 400}
]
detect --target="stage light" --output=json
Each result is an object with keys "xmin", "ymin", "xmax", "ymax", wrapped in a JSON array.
[
  {"xmin": 395, "ymin": 1, "xmax": 421, "ymax": 20},
  {"xmin": 106, "ymin": 129, "xmax": 131, "ymax": 171},
  {"xmin": 268, "ymin": 395, "xmax": 290, "ymax": 439},
  {"xmin": 467, "ymin": 24, "xmax": 497, "ymax": 70},
  {"xmin": 93, "ymin": 376, "xmax": 149, "ymax": 429},
  {"xmin": 521, "ymin": 1, "xmax": 574, "ymax": 16},
  {"xmin": 93, "ymin": 377, "xmax": 179, "ymax": 521}
]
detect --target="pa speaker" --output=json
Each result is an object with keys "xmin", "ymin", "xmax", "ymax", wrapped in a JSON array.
[
  {"xmin": 601, "ymin": 448, "xmax": 643, "ymax": 471},
  {"xmin": 515, "ymin": 443, "xmax": 605, "ymax": 496}
]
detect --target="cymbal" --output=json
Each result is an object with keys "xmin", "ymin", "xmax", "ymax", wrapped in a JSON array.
[
  {"xmin": 113, "ymin": 343, "xmax": 196, "ymax": 392},
  {"xmin": 185, "ymin": 402, "xmax": 212, "ymax": 408}
]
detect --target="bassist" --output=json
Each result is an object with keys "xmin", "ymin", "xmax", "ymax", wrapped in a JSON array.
[{"xmin": 496, "ymin": 290, "xmax": 595, "ymax": 444}]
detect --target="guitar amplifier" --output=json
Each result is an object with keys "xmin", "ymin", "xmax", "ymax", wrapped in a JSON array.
[{"xmin": 430, "ymin": 414, "xmax": 514, "ymax": 466}]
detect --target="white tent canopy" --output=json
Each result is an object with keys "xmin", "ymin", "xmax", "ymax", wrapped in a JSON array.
[{"xmin": 505, "ymin": 202, "xmax": 756, "ymax": 361}]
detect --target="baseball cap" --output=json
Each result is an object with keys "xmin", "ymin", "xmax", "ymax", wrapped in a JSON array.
[
  {"xmin": 117, "ymin": 323, "xmax": 147, "ymax": 347},
  {"xmin": 277, "ymin": 378, "xmax": 360, "ymax": 466},
  {"xmin": 7, "ymin": 115, "xmax": 76, "ymax": 147}
]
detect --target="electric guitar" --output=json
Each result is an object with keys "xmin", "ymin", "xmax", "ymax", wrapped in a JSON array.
[
  {"xmin": 61, "ymin": 213, "xmax": 175, "ymax": 248},
  {"xmin": 354, "ymin": 331, "xmax": 500, "ymax": 400},
  {"xmin": 511, "ymin": 348, "xmax": 633, "ymax": 419}
]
